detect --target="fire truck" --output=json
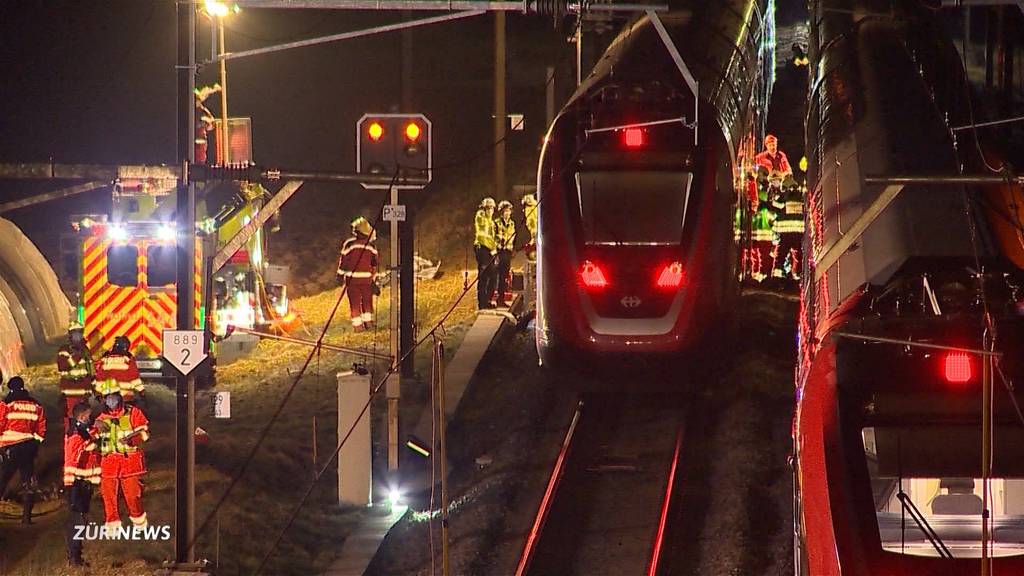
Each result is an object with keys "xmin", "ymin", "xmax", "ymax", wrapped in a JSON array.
[{"xmin": 61, "ymin": 177, "xmax": 292, "ymax": 379}]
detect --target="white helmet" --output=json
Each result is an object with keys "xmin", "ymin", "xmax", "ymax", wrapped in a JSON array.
[
  {"xmin": 521, "ymin": 194, "xmax": 537, "ymax": 207},
  {"xmin": 480, "ymin": 197, "xmax": 496, "ymax": 209},
  {"xmin": 497, "ymin": 200, "xmax": 513, "ymax": 212}
]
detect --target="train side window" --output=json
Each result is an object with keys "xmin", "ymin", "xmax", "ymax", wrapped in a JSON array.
[
  {"xmin": 147, "ymin": 245, "xmax": 176, "ymax": 287},
  {"xmin": 107, "ymin": 245, "xmax": 139, "ymax": 287}
]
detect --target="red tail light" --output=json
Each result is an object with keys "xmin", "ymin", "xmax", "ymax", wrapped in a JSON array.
[
  {"xmin": 656, "ymin": 262, "xmax": 684, "ymax": 289},
  {"xmin": 579, "ymin": 261, "xmax": 609, "ymax": 289},
  {"xmin": 943, "ymin": 352, "xmax": 973, "ymax": 383},
  {"xmin": 623, "ymin": 128, "xmax": 644, "ymax": 148}
]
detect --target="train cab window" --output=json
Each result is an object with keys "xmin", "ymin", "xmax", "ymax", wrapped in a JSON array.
[
  {"xmin": 575, "ymin": 171, "xmax": 693, "ymax": 245},
  {"xmin": 146, "ymin": 245, "xmax": 176, "ymax": 287},
  {"xmin": 862, "ymin": 425, "xmax": 1024, "ymax": 558},
  {"xmin": 106, "ymin": 245, "xmax": 139, "ymax": 287}
]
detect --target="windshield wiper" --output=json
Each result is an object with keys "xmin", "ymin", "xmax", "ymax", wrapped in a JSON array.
[{"xmin": 897, "ymin": 491, "xmax": 954, "ymax": 558}]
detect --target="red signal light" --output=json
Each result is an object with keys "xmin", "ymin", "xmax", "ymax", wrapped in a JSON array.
[
  {"xmin": 623, "ymin": 128, "xmax": 644, "ymax": 148},
  {"xmin": 367, "ymin": 121, "xmax": 384, "ymax": 142},
  {"xmin": 579, "ymin": 260, "xmax": 609, "ymax": 289},
  {"xmin": 656, "ymin": 262, "xmax": 684, "ymax": 289},
  {"xmin": 943, "ymin": 352, "xmax": 973, "ymax": 384},
  {"xmin": 404, "ymin": 122, "xmax": 422, "ymax": 142}
]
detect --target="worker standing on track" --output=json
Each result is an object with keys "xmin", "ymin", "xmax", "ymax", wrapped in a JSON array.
[
  {"xmin": 521, "ymin": 194, "xmax": 538, "ymax": 262},
  {"xmin": 57, "ymin": 323, "xmax": 94, "ymax": 432},
  {"xmin": 64, "ymin": 402, "xmax": 99, "ymax": 567},
  {"xmin": 95, "ymin": 391, "xmax": 150, "ymax": 533},
  {"xmin": 0, "ymin": 376, "xmax": 45, "ymax": 525},
  {"xmin": 94, "ymin": 336, "xmax": 145, "ymax": 405},
  {"xmin": 337, "ymin": 216, "xmax": 379, "ymax": 332},
  {"xmin": 474, "ymin": 197, "xmax": 498, "ymax": 309},
  {"xmin": 495, "ymin": 200, "xmax": 517, "ymax": 308}
]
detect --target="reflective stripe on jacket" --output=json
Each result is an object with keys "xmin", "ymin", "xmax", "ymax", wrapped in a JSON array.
[
  {"xmin": 495, "ymin": 217, "xmax": 515, "ymax": 251},
  {"xmin": 474, "ymin": 210, "xmax": 496, "ymax": 251},
  {"xmin": 94, "ymin": 353, "xmax": 144, "ymax": 397},
  {"xmin": 63, "ymin": 432, "xmax": 100, "ymax": 486},
  {"xmin": 337, "ymin": 234, "xmax": 379, "ymax": 285},
  {"xmin": 57, "ymin": 345, "xmax": 94, "ymax": 394},
  {"xmin": 0, "ymin": 397, "xmax": 46, "ymax": 448},
  {"xmin": 96, "ymin": 406, "xmax": 150, "ymax": 456}
]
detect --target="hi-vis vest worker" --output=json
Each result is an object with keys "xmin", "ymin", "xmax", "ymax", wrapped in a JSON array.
[
  {"xmin": 474, "ymin": 198, "xmax": 497, "ymax": 252},
  {"xmin": 94, "ymin": 336, "xmax": 144, "ymax": 402},
  {"xmin": 337, "ymin": 216, "xmax": 379, "ymax": 332},
  {"xmin": 95, "ymin": 392, "xmax": 150, "ymax": 532},
  {"xmin": 57, "ymin": 323, "xmax": 94, "ymax": 431},
  {"xmin": 474, "ymin": 198, "xmax": 498, "ymax": 309},
  {"xmin": 521, "ymin": 194, "xmax": 538, "ymax": 262}
]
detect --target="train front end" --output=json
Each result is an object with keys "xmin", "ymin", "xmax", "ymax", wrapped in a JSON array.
[{"xmin": 535, "ymin": 91, "xmax": 735, "ymax": 365}]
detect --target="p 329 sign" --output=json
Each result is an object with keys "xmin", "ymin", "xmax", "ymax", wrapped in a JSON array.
[{"xmin": 162, "ymin": 330, "xmax": 208, "ymax": 376}]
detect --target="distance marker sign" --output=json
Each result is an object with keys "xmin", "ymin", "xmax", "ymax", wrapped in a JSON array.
[{"xmin": 162, "ymin": 330, "xmax": 207, "ymax": 376}]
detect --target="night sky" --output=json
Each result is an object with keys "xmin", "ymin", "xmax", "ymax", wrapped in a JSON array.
[{"xmin": 0, "ymin": 1, "xmax": 571, "ymax": 272}]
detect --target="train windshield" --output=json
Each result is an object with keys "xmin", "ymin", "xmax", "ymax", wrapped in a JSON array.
[
  {"xmin": 862, "ymin": 425, "xmax": 1024, "ymax": 558},
  {"xmin": 575, "ymin": 171, "xmax": 692, "ymax": 245}
]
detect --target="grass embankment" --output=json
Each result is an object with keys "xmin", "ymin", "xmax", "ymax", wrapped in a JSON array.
[{"xmin": 0, "ymin": 273, "xmax": 477, "ymax": 576}]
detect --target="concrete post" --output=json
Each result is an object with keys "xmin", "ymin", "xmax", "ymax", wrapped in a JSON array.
[{"xmin": 337, "ymin": 371, "xmax": 372, "ymax": 507}]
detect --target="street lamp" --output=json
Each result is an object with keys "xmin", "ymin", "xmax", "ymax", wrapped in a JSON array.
[{"xmin": 203, "ymin": 1, "xmax": 237, "ymax": 165}]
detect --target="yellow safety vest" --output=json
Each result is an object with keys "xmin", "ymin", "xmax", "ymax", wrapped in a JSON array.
[{"xmin": 474, "ymin": 210, "xmax": 496, "ymax": 251}]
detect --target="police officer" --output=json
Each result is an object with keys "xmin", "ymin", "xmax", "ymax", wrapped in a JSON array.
[
  {"xmin": 474, "ymin": 198, "xmax": 498, "ymax": 309},
  {"xmin": 0, "ymin": 377, "xmax": 46, "ymax": 524},
  {"xmin": 494, "ymin": 200, "xmax": 516, "ymax": 307}
]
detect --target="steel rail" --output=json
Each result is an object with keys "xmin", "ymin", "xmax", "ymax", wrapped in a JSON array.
[
  {"xmin": 514, "ymin": 400, "xmax": 584, "ymax": 576},
  {"xmin": 647, "ymin": 422, "xmax": 685, "ymax": 576}
]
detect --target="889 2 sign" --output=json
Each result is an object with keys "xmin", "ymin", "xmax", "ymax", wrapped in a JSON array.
[{"xmin": 162, "ymin": 330, "xmax": 208, "ymax": 376}]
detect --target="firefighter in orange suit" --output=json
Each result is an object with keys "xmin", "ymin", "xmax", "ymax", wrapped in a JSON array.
[
  {"xmin": 0, "ymin": 377, "xmax": 46, "ymax": 524},
  {"xmin": 95, "ymin": 391, "xmax": 149, "ymax": 532},
  {"xmin": 57, "ymin": 323, "xmax": 94, "ymax": 432},
  {"xmin": 94, "ymin": 336, "xmax": 144, "ymax": 403},
  {"xmin": 337, "ymin": 217, "xmax": 379, "ymax": 332},
  {"xmin": 64, "ymin": 402, "xmax": 99, "ymax": 566}
]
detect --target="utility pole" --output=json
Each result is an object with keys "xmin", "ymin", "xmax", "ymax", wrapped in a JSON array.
[
  {"xmin": 388, "ymin": 183, "xmax": 401, "ymax": 473},
  {"xmin": 400, "ymin": 22, "xmax": 416, "ymax": 378},
  {"xmin": 174, "ymin": 0, "xmax": 198, "ymax": 566},
  {"xmin": 218, "ymin": 17, "xmax": 230, "ymax": 165},
  {"xmin": 494, "ymin": 11, "xmax": 507, "ymax": 199}
]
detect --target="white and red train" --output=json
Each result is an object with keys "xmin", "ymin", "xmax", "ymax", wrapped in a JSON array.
[
  {"xmin": 795, "ymin": 1, "xmax": 1024, "ymax": 573},
  {"xmin": 535, "ymin": 2, "xmax": 776, "ymax": 366}
]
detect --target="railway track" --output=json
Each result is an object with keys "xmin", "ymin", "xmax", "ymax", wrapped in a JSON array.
[{"xmin": 515, "ymin": 391, "xmax": 688, "ymax": 576}]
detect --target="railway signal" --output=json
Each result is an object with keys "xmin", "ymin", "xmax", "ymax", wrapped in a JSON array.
[{"xmin": 356, "ymin": 113, "xmax": 431, "ymax": 189}]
